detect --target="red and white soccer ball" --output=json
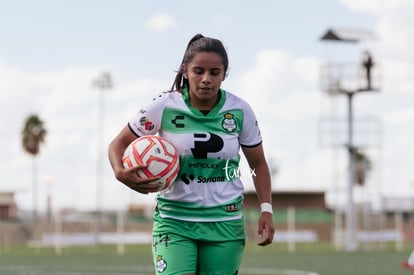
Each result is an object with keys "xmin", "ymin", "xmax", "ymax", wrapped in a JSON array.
[{"xmin": 122, "ymin": 135, "xmax": 180, "ymax": 191}]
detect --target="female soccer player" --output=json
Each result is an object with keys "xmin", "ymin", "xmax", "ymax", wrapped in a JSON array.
[{"xmin": 108, "ymin": 33, "xmax": 275, "ymax": 275}]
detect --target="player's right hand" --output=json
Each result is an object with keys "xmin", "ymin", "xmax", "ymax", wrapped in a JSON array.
[{"xmin": 115, "ymin": 165, "xmax": 162, "ymax": 194}]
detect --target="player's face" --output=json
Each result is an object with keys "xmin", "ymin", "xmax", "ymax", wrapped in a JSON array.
[{"xmin": 184, "ymin": 52, "xmax": 225, "ymax": 110}]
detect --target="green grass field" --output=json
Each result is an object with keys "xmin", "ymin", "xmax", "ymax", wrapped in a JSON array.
[{"xmin": 0, "ymin": 243, "xmax": 411, "ymax": 275}]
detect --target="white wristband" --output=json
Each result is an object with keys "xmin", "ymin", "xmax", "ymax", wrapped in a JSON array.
[{"xmin": 260, "ymin": 202, "xmax": 273, "ymax": 214}]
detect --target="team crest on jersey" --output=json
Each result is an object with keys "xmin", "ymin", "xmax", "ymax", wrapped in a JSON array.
[
  {"xmin": 156, "ymin": 255, "xmax": 167, "ymax": 273},
  {"xmin": 139, "ymin": 116, "xmax": 154, "ymax": 131},
  {"xmin": 222, "ymin": 113, "xmax": 237, "ymax": 132}
]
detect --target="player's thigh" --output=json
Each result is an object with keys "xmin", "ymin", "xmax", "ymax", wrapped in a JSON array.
[
  {"xmin": 152, "ymin": 233, "xmax": 197, "ymax": 275},
  {"xmin": 198, "ymin": 239, "xmax": 245, "ymax": 275}
]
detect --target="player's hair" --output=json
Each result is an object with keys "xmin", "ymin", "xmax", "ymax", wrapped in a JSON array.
[{"xmin": 170, "ymin": 33, "xmax": 229, "ymax": 93}]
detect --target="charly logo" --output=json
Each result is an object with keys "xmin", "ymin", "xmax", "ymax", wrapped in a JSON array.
[
  {"xmin": 171, "ymin": 115, "xmax": 185, "ymax": 128},
  {"xmin": 156, "ymin": 255, "xmax": 167, "ymax": 273},
  {"xmin": 222, "ymin": 113, "xmax": 237, "ymax": 132}
]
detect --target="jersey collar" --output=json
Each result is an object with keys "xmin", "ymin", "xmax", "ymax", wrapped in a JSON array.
[{"xmin": 182, "ymin": 86, "xmax": 226, "ymax": 116}]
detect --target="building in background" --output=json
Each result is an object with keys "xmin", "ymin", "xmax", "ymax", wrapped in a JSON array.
[{"xmin": 0, "ymin": 192, "xmax": 17, "ymax": 220}]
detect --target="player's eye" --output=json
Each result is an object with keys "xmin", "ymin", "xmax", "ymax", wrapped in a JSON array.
[
  {"xmin": 193, "ymin": 68, "xmax": 204, "ymax": 75},
  {"xmin": 210, "ymin": 69, "xmax": 221, "ymax": 76}
]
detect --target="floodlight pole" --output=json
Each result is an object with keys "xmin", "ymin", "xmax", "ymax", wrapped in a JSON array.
[
  {"xmin": 346, "ymin": 91, "xmax": 358, "ymax": 251},
  {"xmin": 320, "ymin": 27, "xmax": 378, "ymax": 252},
  {"xmin": 92, "ymin": 72, "xmax": 113, "ymax": 245}
]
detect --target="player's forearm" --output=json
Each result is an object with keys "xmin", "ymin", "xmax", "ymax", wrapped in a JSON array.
[
  {"xmin": 252, "ymin": 162, "xmax": 272, "ymax": 204},
  {"xmin": 108, "ymin": 139, "xmax": 126, "ymax": 176}
]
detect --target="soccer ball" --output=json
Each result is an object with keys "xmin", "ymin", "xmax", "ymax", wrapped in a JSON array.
[{"xmin": 122, "ymin": 135, "xmax": 180, "ymax": 191}]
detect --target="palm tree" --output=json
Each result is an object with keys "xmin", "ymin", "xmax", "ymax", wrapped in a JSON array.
[{"xmin": 21, "ymin": 114, "xmax": 47, "ymax": 222}]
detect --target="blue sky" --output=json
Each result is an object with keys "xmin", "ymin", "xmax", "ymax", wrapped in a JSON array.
[
  {"xmin": 0, "ymin": 0, "xmax": 375, "ymax": 73},
  {"xmin": 1, "ymin": 0, "xmax": 413, "ymax": 212}
]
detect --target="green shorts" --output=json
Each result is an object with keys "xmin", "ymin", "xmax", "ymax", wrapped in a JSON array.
[{"xmin": 152, "ymin": 211, "xmax": 246, "ymax": 275}]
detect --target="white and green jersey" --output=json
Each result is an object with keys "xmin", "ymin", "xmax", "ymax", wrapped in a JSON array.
[{"xmin": 128, "ymin": 88, "xmax": 262, "ymax": 222}]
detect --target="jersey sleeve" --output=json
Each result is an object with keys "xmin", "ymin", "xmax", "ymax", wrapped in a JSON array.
[
  {"xmin": 239, "ymin": 100, "xmax": 263, "ymax": 147},
  {"xmin": 128, "ymin": 93, "xmax": 168, "ymax": 137}
]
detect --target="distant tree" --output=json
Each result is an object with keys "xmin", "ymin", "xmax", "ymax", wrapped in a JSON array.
[
  {"xmin": 354, "ymin": 148, "xmax": 372, "ymax": 186},
  {"xmin": 21, "ymin": 114, "xmax": 47, "ymax": 222}
]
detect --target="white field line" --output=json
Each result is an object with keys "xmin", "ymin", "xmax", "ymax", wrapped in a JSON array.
[
  {"xmin": 0, "ymin": 265, "xmax": 153, "ymax": 275},
  {"xmin": 0, "ymin": 265, "xmax": 319, "ymax": 275},
  {"xmin": 241, "ymin": 267, "xmax": 319, "ymax": 275}
]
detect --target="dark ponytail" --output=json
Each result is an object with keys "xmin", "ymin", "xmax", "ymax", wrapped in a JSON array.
[{"xmin": 169, "ymin": 34, "xmax": 229, "ymax": 93}]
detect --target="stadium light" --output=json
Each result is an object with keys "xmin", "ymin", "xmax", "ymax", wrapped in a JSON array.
[
  {"xmin": 92, "ymin": 72, "xmax": 113, "ymax": 245},
  {"xmin": 320, "ymin": 27, "xmax": 379, "ymax": 252}
]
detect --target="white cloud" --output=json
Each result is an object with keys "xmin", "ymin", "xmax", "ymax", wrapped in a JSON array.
[
  {"xmin": 231, "ymin": 0, "xmax": 414, "ymax": 204},
  {"xmin": 234, "ymin": 49, "xmax": 320, "ymax": 122},
  {"xmin": 146, "ymin": 13, "xmax": 177, "ymax": 32},
  {"xmin": 2, "ymin": 0, "xmax": 414, "ymax": 212},
  {"xmin": 0, "ymin": 61, "xmax": 170, "ymax": 211},
  {"xmin": 385, "ymin": 108, "xmax": 414, "ymax": 125},
  {"xmin": 230, "ymin": 49, "xmax": 333, "ymax": 193},
  {"xmin": 338, "ymin": 0, "xmax": 414, "ymax": 198},
  {"xmin": 381, "ymin": 61, "xmax": 414, "ymax": 96},
  {"xmin": 342, "ymin": 0, "xmax": 414, "ymax": 64},
  {"xmin": 340, "ymin": 0, "xmax": 414, "ymax": 88}
]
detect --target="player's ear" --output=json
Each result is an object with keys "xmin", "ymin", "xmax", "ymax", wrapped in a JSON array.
[
  {"xmin": 182, "ymin": 64, "xmax": 188, "ymax": 79},
  {"xmin": 222, "ymin": 71, "xmax": 227, "ymax": 81}
]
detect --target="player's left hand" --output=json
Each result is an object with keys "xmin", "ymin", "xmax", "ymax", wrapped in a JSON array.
[{"xmin": 257, "ymin": 212, "xmax": 275, "ymax": 246}]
